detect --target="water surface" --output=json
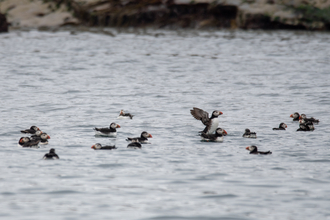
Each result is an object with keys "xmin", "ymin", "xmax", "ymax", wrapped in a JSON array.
[{"xmin": 0, "ymin": 29, "xmax": 330, "ymax": 220}]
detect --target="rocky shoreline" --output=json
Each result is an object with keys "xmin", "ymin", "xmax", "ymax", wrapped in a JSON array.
[{"xmin": 0, "ymin": 0, "xmax": 330, "ymax": 32}]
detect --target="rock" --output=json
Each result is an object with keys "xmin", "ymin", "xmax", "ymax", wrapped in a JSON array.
[
  {"xmin": 0, "ymin": 0, "xmax": 329, "ymax": 30},
  {"xmin": 0, "ymin": 0, "xmax": 79, "ymax": 28},
  {"xmin": 0, "ymin": 13, "xmax": 8, "ymax": 33}
]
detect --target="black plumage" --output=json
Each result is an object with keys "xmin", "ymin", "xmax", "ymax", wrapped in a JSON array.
[
  {"xmin": 200, "ymin": 128, "xmax": 226, "ymax": 142},
  {"xmin": 43, "ymin": 148, "xmax": 59, "ymax": 159},
  {"xmin": 94, "ymin": 122, "xmax": 120, "ymax": 134},
  {"xmin": 242, "ymin": 128, "xmax": 257, "ymax": 138},
  {"xmin": 127, "ymin": 142, "xmax": 142, "ymax": 149},
  {"xmin": 190, "ymin": 107, "xmax": 222, "ymax": 134},
  {"xmin": 290, "ymin": 112, "xmax": 300, "ymax": 121},
  {"xmin": 119, "ymin": 110, "xmax": 134, "ymax": 119},
  {"xmin": 18, "ymin": 137, "xmax": 40, "ymax": 148},
  {"xmin": 126, "ymin": 131, "xmax": 152, "ymax": 144},
  {"xmin": 20, "ymin": 126, "xmax": 40, "ymax": 134},
  {"xmin": 273, "ymin": 123, "xmax": 287, "ymax": 130},
  {"xmin": 91, "ymin": 143, "xmax": 117, "ymax": 150},
  {"xmin": 246, "ymin": 146, "xmax": 272, "ymax": 155}
]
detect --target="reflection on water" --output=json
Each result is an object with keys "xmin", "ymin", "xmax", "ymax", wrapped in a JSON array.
[{"xmin": 0, "ymin": 28, "xmax": 329, "ymax": 220}]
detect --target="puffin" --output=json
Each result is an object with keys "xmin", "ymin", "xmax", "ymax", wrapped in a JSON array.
[
  {"xmin": 299, "ymin": 114, "xmax": 319, "ymax": 123},
  {"xmin": 190, "ymin": 107, "xmax": 223, "ymax": 134},
  {"xmin": 30, "ymin": 130, "xmax": 42, "ymax": 138},
  {"xmin": 118, "ymin": 109, "xmax": 134, "ymax": 119},
  {"xmin": 217, "ymin": 128, "xmax": 228, "ymax": 136},
  {"xmin": 273, "ymin": 123, "xmax": 287, "ymax": 130},
  {"xmin": 246, "ymin": 145, "xmax": 272, "ymax": 155},
  {"xmin": 127, "ymin": 142, "xmax": 142, "ymax": 149},
  {"xmin": 43, "ymin": 148, "xmax": 59, "ymax": 160},
  {"xmin": 126, "ymin": 131, "xmax": 152, "ymax": 144},
  {"xmin": 21, "ymin": 126, "xmax": 40, "ymax": 134},
  {"xmin": 290, "ymin": 112, "xmax": 300, "ymax": 121},
  {"xmin": 297, "ymin": 121, "xmax": 314, "ymax": 131},
  {"xmin": 200, "ymin": 128, "xmax": 226, "ymax": 142},
  {"xmin": 31, "ymin": 133, "xmax": 50, "ymax": 145},
  {"xmin": 91, "ymin": 143, "xmax": 117, "ymax": 150},
  {"xmin": 94, "ymin": 122, "xmax": 120, "ymax": 137},
  {"xmin": 242, "ymin": 128, "xmax": 257, "ymax": 138},
  {"xmin": 18, "ymin": 137, "xmax": 40, "ymax": 148},
  {"xmin": 299, "ymin": 119, "xmax": 315, "ymax": 130}
]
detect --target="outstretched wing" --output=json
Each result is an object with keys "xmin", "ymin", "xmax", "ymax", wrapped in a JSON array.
[{"xmin": 190, "ymin": 107, "xmax": 210, "ymax": 126}]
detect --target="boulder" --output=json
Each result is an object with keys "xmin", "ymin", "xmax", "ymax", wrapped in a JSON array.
[{"xmin": 0, "ymin": 13, "xmax": 8, "ymax": 33}]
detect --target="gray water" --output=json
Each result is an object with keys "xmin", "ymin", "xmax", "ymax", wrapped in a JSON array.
[{"xmin": 0, "ymin": 29, "xmax": 330, "ymax": 220}]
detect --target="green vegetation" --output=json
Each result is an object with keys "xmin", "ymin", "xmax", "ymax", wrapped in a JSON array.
[{"xmin": 295, "ymin": 5, "xmax": 330, "ymax": 23}]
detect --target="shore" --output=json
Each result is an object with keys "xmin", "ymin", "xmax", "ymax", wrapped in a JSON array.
[{"xmin": 0, "ymin": 0, "xmax": 330, "ymax": 32}]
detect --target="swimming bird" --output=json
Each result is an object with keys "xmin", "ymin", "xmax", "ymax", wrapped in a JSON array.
[
  {"xmin": 18, "ymin": 137, "xmax": 40, "ymax": 148},
  {"xmin": 272, "ymin": 123, "xmax": 287, "ymax": 130},
  {"xmin": 299, "ymin": 114, "xmax": 319, "ymax": 124},
  {"xmin": 91, "ymin": 143, "xmax": 117, "ymax": 150},
  {"xmin": 200, "ymin": 128, "xmax": 226, "ymax": 142},
  {"xmin": 290, "ymin": 112, "xmax": 300, "ymax": 121},
  {"xmin": 43, "ymin": 148, "xmax": 59, "ymax": 160},
  {"xmin": 30, "ymin": 130, "xmax": 42, "ymax": 138},
  {"xmin": 31, "ymin": 133, "xmax": 50, "ymax": 145},
  {"xmin": 190, "ymin": 107, "xmax": 223, "ymax": 134},
  {"xmin": 118, "ymin": 109, "xmax": 134, "ymax": 119},
  {"xmin": 20, "ymin": 126, "xmax": 40, "ymax": 134},
  {"xmin": 246, "ymin": 145, "xmax": 272, "ymax": 155},
  {"xmin": 126, "ymin": 131, "xmax": 152, "ymax": 144},
  {"xmin": 94, "ymin": 122, "xmax": 121, "ymax": 137},
  {"xmin": 242, "ymin": 128, "xmax": 257, "ymax": 138},
  {"xmin": 297, "ymin": 120, "xmax": 314, "ymax": 131},
  {"xmin": 127, "ymin": 142, "xmax": 142, "ymax": 149},
  {"xmin": 296, "ymin": 123, "xmax": 311, "ymax": 131}
]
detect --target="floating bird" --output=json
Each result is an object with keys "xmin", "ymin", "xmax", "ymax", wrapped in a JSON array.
[
  {"xmin": 127, "ymin": 142, "xmax": 142, "ymax": 149},
  {"xmin": 118, "ymin": 109, "xmax": 134, "ymax": 119},
  {"xmin": 300, "ymin": 114, "xmax": 319, "ymax": 123},
  {"xmin": 296, "ymin": 123, "xmax": 310, "ymax": 131},
  {"xmin": 290, "ymin": 112, "xmax": 300, "ymax": 121},
  {"xmin": 200, "ymin": 128, "xmax": 226, "ymax": 142},
  {"xmin": 91, "ymin": 143, "xmax": 117, "ymax": 150},
  {"xmin": 94, "ymin": 122, "xmax": 120, "ymax": 137},
  {"xmin": 242, "ymin": 128, "xmax": 257, "ymax": 138},
  {"xmin": 18, "ymin": 137, "xmax": 40, "ymax": 148},
  {"xmin": 190, "ymin": 107, "xmax": 223, "ymax": 134},
  {"xmin": 299, "ymin": 118, "xmax": 315, "ymax": 130},
  {"xmin": 31, "ymin": 133, "xmax": 50, "ymax": 145},
  {"xmin": 296, "ymin": 120, "xmax": 314, "ymax": 131},
  {"xmin": 20, "ymin": 126, "xmax": 40, "ymax": 134},
  {"xmin": 126, "ymin": 131, "xmax": 152, "ymax": 144},
  {"xmin": 246, "ymin": 145, "xmax": 272, "ymax": 155},
  {"xmin": 43, "ymin": 148, "xmax": 59, "ymax": 160},
  {"xmin": 30, "ymin": 130, "xmax": 42, "ymax": 139},
  {"xmin": 273, "ymin": 123, "xmax": 287, "ymax": 130}
]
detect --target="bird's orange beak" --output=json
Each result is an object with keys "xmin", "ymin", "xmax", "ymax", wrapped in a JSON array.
[
  {"xmin": 290, "ymin": 114, "xmax": 293, "ymax": 118},
  {"xmin": 299, "ymin": 116, "xmax": 301, "ymax": 119},
  {"xmin": 245, "ymin": 146, "xmax": 249, "ymax": 150},
  {"xmin": 37, "ymin": 127, "xmax": 40, "ymax": 130},
  {"xmin": 220, "ymin": 111, "xmax": 223, "ymax": 115},
  {"xmin": 116, "ymin": 124, "xmax": 121, "ymax": 128},
  {"xmin": 91, "ymin": 145, "xmax": 95, "ymax": 149},
  {"xmin": 19, "ymin": 138, "xmax": 24, "ymax": 143},
  {"xmin": 47, "ymin": 135, "xmax": 50, "ymax": 139},
  {"xmin": 149, "ymin": 134, "xmax": 153, "ymax": 138},
  {"xmin": 223, "ymin": 130, "xmax": 227, "ymax": 135}
]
